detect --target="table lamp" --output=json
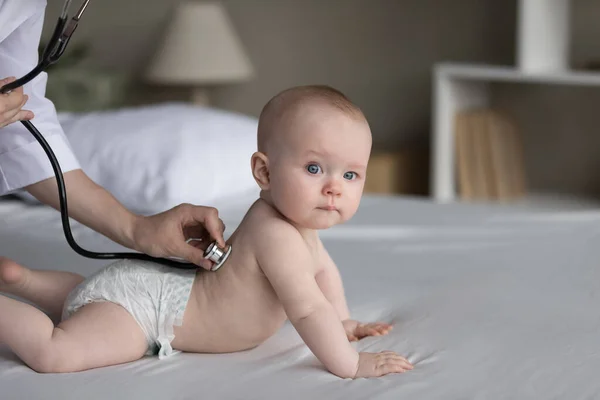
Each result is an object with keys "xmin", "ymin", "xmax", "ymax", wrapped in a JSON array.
[{"xmin": 145, "ymin": 1, "xmax": 254, "ymax": 105}]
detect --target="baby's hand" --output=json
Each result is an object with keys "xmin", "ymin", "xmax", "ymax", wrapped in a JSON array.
[
  {"xmin": 354, "ymin": 351, "xmax": 413, "ymax": 378},
  {"xmin": 342, "ymin": 320, "xmax": 393, "ymax": 342}
]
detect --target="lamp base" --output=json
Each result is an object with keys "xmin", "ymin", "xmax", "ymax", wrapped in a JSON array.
[{"xmin": 191, "ymin": 87, "xmax": 211, "ymax": 106}]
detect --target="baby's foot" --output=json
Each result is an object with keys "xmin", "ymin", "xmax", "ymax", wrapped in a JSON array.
[{"xmin": 0, "ymin": 257, "xmax": 29, "ymax": 293}]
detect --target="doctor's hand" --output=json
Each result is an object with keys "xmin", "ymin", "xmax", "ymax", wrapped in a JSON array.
[
  {"xmin": 131, "ymin": 204, "xmax": 226, "ymax": 270},
  {"xmin": 0, "ymin": 77, "xmax": 34, "ymax": 128}
]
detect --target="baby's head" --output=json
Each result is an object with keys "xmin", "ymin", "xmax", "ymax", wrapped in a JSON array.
[{"xmin": 252, "ymin": 85, "xmax": 372, "ymax": 230}]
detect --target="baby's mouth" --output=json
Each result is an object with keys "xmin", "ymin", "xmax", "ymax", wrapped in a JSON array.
[{"xmin": 318, "ymin": 205, "xmax": 338, "ymax": 211}]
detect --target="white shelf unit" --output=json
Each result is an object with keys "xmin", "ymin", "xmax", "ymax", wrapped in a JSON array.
[
  {"xmin": 430, "ymin": 0, "xmax": 598, "ymax": 204},
  {"xmin": 430, "ymin": 63, "xmax": 600, "ymax": 203}
]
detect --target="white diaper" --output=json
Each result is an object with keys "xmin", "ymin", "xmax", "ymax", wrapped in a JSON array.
[{"xmin": 62, "ymin": 259, "xmax": 196, "ymax": 359}]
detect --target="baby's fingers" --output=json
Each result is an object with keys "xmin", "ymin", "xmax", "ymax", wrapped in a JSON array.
[
  {"xmin": 356, "ymin": 324, "xmax": 377, "ymax": 335},
  {"xmin": 373, "ymin": 322, "xmax": 393, "ymax": 334},
  {"xmin": 359, "ymin": 323, "xmax": 392, "ymax": 337},
  {"xmin": 384, "ymin": 352, "xmax": 412, "ymax": 366},
  {"xmin": 377, "ymin": 353, "xmax": 413, "ymax": 375}
]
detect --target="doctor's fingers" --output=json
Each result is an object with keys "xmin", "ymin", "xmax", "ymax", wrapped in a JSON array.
[
  {"xmin": 1, "ymin": 92, "xmax": 32, "ymax": 127},
  {"xmin": 205, "ymin": 217, "xmax": 226, "ymax": 247},
  {"xmin": 0, "ymin": 82, "xmax": 26, "ymax": 107},
  {"xmin": 1, "ymin": 108, "xmax": 34, "ymax": 128},
  {"xmin": 187, "ymin": 206, "xmax": 226, "ymax": 247},
  {"xmin": 183, "ymin": 218, "xmax": 226, "ymax": 246}
]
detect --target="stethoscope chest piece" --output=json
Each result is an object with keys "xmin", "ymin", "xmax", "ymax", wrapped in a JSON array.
[{"xmin": 203, "ymin": 242, "xmax": 232, "ymax": 271}]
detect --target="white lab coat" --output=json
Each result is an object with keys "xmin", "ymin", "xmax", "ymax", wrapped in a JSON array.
[{"xmin": 0, "ymin": 0, "xmax": 79, "ymax": 195}]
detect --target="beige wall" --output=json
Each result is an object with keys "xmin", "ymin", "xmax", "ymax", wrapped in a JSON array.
[
  {"xmin": 46, "ymin": 0, "xmax": 600, "ymax": 198},
  {"xmin": 43, "ymin": 0, "xmax": 515, "ymax": 151}
]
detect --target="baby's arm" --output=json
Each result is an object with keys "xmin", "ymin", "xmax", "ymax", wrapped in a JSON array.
[
  {"xmin": 254, "ymin": 220, "xmax": 411, "ymax": 378},
  {"xmin": 254, "ymin": 220, "xmax": 359, "ymax": 378},
  {"xmin": 316, "ymin": 242, "xmax": 393, "ymax": 341},
  {"xmin": 314, "ymin": 240, "xmax": 350, "ymax": 321}
]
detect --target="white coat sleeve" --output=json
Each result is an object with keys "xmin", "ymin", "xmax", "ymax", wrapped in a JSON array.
[{"xmin": 0, "ymin": 4, "xmax": 80, "ymax": 195}]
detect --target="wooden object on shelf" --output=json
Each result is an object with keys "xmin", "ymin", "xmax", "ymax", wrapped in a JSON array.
[
  {"xmin": 364, "ymin": 147, "xmax": 428, "ymax": 196},
  {"xmin": 433, "ymin": 0, "xmax": 574, "ymax": 203},
  {"xmin": 454, "ymin": 109, "xmax": 527, "ymax": 201},
  {"xmin": 454, "ymin": 112, "xmax": 474, "ymax": 200},
  {"xmin": 471, "ymin": 111, "xmax": 494, "ymax": 199},
  {"xmin": 432, "ymin": 63, "xmax": 600, "ymax": 203}
]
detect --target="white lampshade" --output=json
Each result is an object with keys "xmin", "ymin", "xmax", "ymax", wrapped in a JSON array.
[{"xmin": 145, "ymin": 1, "xmax": 254, "ymax": 85}]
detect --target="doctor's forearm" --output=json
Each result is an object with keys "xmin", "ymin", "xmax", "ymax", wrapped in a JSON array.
[{"xmin": 25, "ymin": 169, "xmax": 139, "ymax": 250}]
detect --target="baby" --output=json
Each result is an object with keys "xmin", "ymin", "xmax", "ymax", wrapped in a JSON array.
[{"xmin": 0, "ymin": 85, "xmax": 413, "ymax": 378}]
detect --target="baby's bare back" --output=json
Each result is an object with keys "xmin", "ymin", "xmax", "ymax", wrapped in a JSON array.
[{"xmin": 171, "ymin": 200, "xmax": 306, "ymax": 353}]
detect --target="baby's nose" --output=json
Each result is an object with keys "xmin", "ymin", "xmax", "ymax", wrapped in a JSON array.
[{"xmin": 323, "ymin": 180, "xmax": 342, "ymax": 196}]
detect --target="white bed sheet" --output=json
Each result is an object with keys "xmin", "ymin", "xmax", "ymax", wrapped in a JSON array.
[{"xmin": 2, "ymin": 194, "xmax": 600, "ymax": 399}]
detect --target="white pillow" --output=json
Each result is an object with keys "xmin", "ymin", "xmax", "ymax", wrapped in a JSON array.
[{"xmin": 25, "ymin": 102, "xmax": 260, "ymax": 214}]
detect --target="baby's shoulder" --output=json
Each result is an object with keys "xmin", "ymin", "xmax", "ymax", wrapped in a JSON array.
[
  {"xmin": 240, "ymin": 200, "xmax": 302, "ymax": 246},
  {"xmin": 243, "ymin": 200, "xmax": 293, "ymax": 231}
]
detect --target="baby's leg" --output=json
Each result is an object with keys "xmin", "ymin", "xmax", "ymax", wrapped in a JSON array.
[
  {"xmin": 0, "ymin": 257, "xmax": 84, "ymax": 321},
  {"xmin": 0, "ymin": 294, "xmax": 147, "ymax": 373}
]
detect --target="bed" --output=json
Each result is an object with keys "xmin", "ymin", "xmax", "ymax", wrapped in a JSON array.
[{"xmin": 3, "ymin": 191, "xmax": 600, "ymax": 399}]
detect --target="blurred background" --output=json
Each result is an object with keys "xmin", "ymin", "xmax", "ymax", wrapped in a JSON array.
[{"xmin": 41, "ymin": 0, "xmax": 600, "ymax": 208}]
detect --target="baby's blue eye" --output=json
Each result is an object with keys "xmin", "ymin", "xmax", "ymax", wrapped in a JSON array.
[
  {"xmin": 307, "ymin": 164, "xmax": 322, "ymax": 174},
  {"xmin": 344, "ymin": 171, "xmax": 357, "ymax": 180}
]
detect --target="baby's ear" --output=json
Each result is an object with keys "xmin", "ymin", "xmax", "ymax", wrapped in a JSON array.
[{"xmin": 251, "ymin": 151, "xmax": 270, "ymax": 190}]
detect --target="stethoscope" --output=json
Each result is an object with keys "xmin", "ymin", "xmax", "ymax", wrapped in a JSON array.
[{"xmin": 0, "ymin": 0, "xmax": 231, "ymax": 271}]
